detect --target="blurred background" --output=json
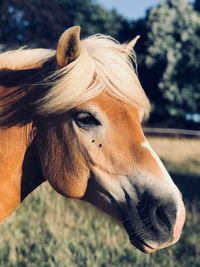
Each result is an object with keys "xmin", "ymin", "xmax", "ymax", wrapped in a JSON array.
[{"xmin": 0, "ymin": 0, "xmax": 199, "ymax": 266}]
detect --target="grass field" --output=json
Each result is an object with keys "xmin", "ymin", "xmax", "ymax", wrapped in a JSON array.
[
  {"xmin": 0, "ymin": 137, "xmax": 199, "ymax": 267},
  {"xmin": 148, "ymin": 137, "xmax": 200, "ymax": 176}
]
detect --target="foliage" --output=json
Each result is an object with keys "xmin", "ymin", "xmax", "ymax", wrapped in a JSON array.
[
  {"xmin": 194, "ymin": 0, "xmax": 200, "ymax": 11},
  {"xmin": 143, "ymin": 0, "xmax": 200, "ymax": 121},
  {"xmin": 0, "ymin": 0, "xmax": 68, "ymax": 47},
  {"xmin": 60, "ymin": 0, "xmax": 125, "ymax": 39},
  {"xmin": 0, "ymin": 0, "xmax": 124, "ymax": 47}
]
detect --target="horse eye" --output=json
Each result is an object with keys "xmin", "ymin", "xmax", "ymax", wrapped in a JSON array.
[{"xmin": 74, "ymin": 112, "xmax": 101, "ymax": 128}]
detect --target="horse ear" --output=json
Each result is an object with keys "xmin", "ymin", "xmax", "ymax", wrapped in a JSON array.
[
  {"xmin": 125, "ymin": 35, "xmax": 140, "ymax": 54},
  {"xmin": 56, "ymin": 26, "xmax": 81, "ymax": 67}
]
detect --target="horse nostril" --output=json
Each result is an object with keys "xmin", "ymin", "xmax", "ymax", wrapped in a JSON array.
[
  {"xmin": 155, "ymin": 206, "xmax": 168, "ymax": 226},
  {"xmin": 153, "ymin": 203, "xmax": 176, "ymax": 232},
  {"xmin": 137, "ymin": 192, "xmax": 177, "ymax": 240}
]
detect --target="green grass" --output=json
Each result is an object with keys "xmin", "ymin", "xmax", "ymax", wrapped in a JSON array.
[{"xmin": 0, "ymin": 137, "xmax": 200, "ymax": 267}]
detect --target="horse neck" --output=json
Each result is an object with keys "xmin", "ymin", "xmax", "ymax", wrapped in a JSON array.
[{"xmin": 0, "ymin": 124, "xmax": 45, "ymax": 223}]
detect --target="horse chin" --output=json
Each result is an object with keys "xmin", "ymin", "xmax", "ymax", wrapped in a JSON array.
[
  {"xmin": 126, "ymin": 226, "xmax": 179, "ymax": 253},
  {"xmin": 128, "ymin": 236, "xmax": 157, "ymax": 254},
  {"xmin": 85, "ymin": 185, "xmax": 158, "ymax": 254}
]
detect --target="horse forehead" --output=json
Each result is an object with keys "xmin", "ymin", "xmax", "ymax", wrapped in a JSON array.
[
  {"xmin": 82, "ymin": 93, "xmax": 139, "ymax": 121},
  {"xmin": 78, "ymin": 93, "xmax": 144, "ymax": 142}
]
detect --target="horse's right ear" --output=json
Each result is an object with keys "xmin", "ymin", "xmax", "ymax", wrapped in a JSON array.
[
  {"xmin": 56, "ymin": 26, "xmax": 81, "ymax": 67},
  {"xmin": 125, "ymin": 35, "xmax": 140, "ymax": 55}
]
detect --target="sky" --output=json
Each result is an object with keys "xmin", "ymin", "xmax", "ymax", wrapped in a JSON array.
[
  {"xmin": 96, "ymin": 0, "xmax": 160, "ymax": 19},
  {"xmin": 95, "ymin": 0, "xmax": 199, "ymax": 122}
]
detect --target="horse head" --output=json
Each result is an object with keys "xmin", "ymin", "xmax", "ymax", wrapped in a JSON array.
[{"xmin": 35, "ymin": 26, "xmax": 185, "ymax": 253}]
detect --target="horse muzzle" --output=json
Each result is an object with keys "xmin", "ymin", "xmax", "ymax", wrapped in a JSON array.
[
  {"xmin": 83, "ymin": 175, "xmax": 185, "ymax": 253},
  {"xmin": 120, "ymin": 190, "xmax": 186, "ymax": 253}
]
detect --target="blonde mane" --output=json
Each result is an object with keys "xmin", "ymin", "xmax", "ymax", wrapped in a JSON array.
[
  {"xmin": 0, "ymin": 48, "xmax": 55, "ymax": 70},
  {"xmin": 0, "ymin": 35, "xmax": 150, "ymax": 117}
]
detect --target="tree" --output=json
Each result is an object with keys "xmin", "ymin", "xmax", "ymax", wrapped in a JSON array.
[
  {"xmin": 0, "ymin": 0, "xmax": 125, "ymax": 47},
  {"xmin": 0, "ymin": 0, "xmax": 71, "ymax": 47},
  {"xmin": 142, "ymin": 0, "xmax": 200, "ymax": 124},
  {"xmin": 194, "ymin": 0, "xmax": 200, "ymax": 12},
  {"xmin": 62, "ymin": 0, "xmax": 124, "ymax": 39}
]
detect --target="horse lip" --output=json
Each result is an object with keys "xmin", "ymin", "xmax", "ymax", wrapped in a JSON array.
[
  {"xmin": 85, "ymin": 180, "xmax": 157, "ymax": 253},
  {"xmin": 129, "ymin": 237, "xmax": 157, "ymax": 253},
  {"xmin": 123, "ymin": 219, "xmax": 157, "ymax": 253},
  {"xmin": 124, "ymin": 221, "xmax": 158, "ymax": 253}
]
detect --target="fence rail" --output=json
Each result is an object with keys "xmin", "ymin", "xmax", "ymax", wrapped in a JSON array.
[{"xmin": 143, "ymin": 127, "xmax": 200, "ymax": 137}]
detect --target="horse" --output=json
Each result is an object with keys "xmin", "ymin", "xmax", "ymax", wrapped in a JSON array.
[{"xmin": 0, "ymin": 26, "xmax": 185, "ymax": 254}]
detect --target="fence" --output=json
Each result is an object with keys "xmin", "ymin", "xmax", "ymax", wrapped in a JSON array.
[{"xmin": 143, "ymin": 127, "xmax": 200, "ymax": 137}]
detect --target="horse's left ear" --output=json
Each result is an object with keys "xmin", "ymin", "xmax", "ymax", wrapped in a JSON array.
[
  {"xmin": 125, "ymin": 35, "xmax": 140, "ymax": 54},
  {"xmin": 56, "ymin": 26, "xmax": 81, "ymax": 67}
]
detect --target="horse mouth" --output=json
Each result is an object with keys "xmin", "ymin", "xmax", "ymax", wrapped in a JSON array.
[
  {"xmin": 122, "ymin": 218, "xmax": 158, "ymax": 253},
  {"xmin": 84, "ymin": 179, "xmax": 175, "ymax": 254},
  {"xmin": 128, "ymin": 236, "xmax": 157, "ymax": 253},
  {"xmin": 97, "ymin": 188, "xmax": 159, "ymax": 253}
]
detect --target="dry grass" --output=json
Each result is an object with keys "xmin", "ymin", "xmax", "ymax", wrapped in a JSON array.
[{"xmin": 147, "ymin": 137, "xmax": 200, "ymax": 175}]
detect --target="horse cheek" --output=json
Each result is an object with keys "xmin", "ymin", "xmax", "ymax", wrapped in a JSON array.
[{"xmin": 37, "ymin": 126, "xmax": 90, "ymax": 198}]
